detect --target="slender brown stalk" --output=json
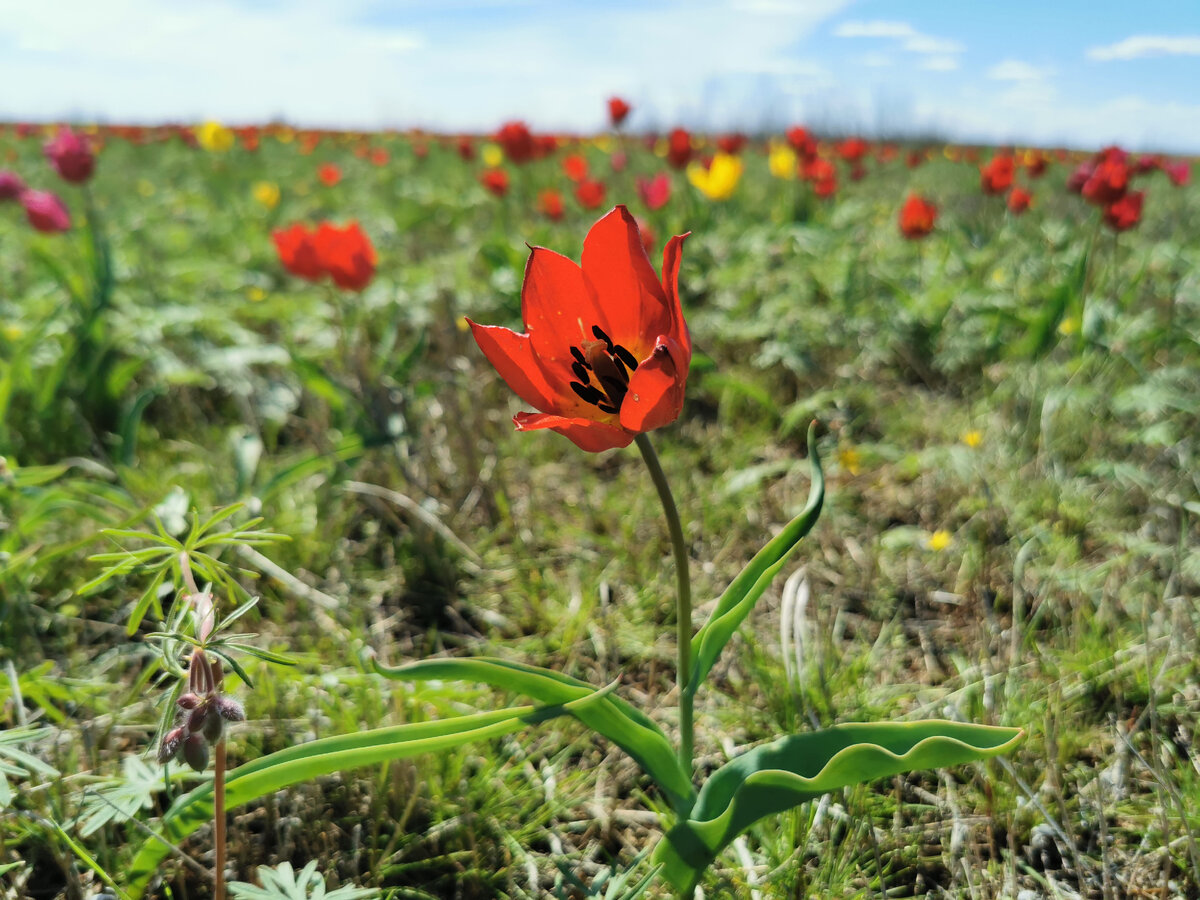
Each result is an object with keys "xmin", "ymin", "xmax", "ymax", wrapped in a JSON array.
[{"xmin": 214, "ymin": 738, "xmax": 227, "ymax": 900}]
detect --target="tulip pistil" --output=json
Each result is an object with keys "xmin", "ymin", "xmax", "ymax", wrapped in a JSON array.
[{"xmin": 568, "ymin": 326, "xmax": 639, "ymax": 415}]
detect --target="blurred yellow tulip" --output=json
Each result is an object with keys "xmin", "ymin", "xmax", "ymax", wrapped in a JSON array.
[
  {"xmin": 481, "ymin": 143, "xmax": 504, "ymax": 167},
  {"xmin": 687, "ymin": 152, "xmax": 743, "ymax": 201},
  {"xmin": 196, "ymin": 121, "xmax": 235, "ymax": 153},
  {"xmin": 768, "ymin": 143, "xmax": 797, "ymax": 180},
  {"xmin": 252, "ymin": 181, "xmax": 280, "ymax": 210}
]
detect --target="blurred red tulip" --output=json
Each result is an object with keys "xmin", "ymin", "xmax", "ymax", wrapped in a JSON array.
[
  {"xmin": 1066, "ymin": 160, "xmax": 1094, "ymax": 194},
  {"xmin": 272, "ymin": 224, "xmax": 324, "ymax": 281},
  {"xmin": 370, "ymin": 147, "xmax": 390, "ymax": 166},
  {"xmin": 1081, "ymin": 156, "xmax": 1128, "ymax": 205},
  {"xmin": 637, "ymin": 173, "xmax": 671, "ymax": 211},
  {"xmin": 898, "ymin": 194, "xmax": 936, "ymax": 239},
  {"xmin": 21, "ymin": 189, "xmax": 71, "ymax": 232},
  {"xmin": 537, "ymin": 189, "xmax": 565, "ymax": 221},
  {"xmin": 786, "ymin": 126, "xmax": 817, "ymax": 161},
  {"xmin": 44, "ymin": 127, "xmax": 95, "ymax": 184},
  {"xmin": 575, "ymin": 178, "xmax": 606, "ymax": 210},
  {"xmin": 1007, "ymin": 187, "xmax": 1033, "ymax": 214},
  {"xmin": 836, "ymin": 137, "xmax": 868, "ymax": 164},
  {"xmin": 1023, "ymin": 151, "xmax": 1048, "ymax": 177},
  {"xmin": 457, "ymin": 136, "xmax": 475, "ymax": 161},
  {"xmin": 716, "ymin": 133, "xmax": 747, "ymax": 155},
  {"xmin": 1165, "ymin": 160, "xmax": 1190, "ymax": 187},
  {"xmin": 0, "ymin": 170, "xmax": 25, "ymax": 201},
  {"xmin": 608, "ymin": 96, "xmax": 632, "ymax": 128},
  {"xmin": 1134, "ymin": 153, "xmax": 1162, "ymax": 174},
  {"xmin": 318, "ymin": 163, "xmax": 342, "ymax": 187},
  {"xmin": 666, "ymin": 128, "xmax": 692, "ymax": 169},
  {"xmin": 1103, "ymin": 191, "xmax": 1143, "ymax": 232},
  {"xmin": 563, "ymin": 153, "xmax": 589, "ymax": 182},
  {"xmin": 314, "ymin": 222, "xmax": 376, "ymax": 291},
  {"xmin": 480, "ymin": 168, "xmax": 509, "ymax": 196},
  {"xmin": 495, "ymin": 121, "xmax": 535, "ymax": 164},
  {"xmin": 906, "ymin": 149, "xmax": 925, "ymax": 169},
  {"xmin": 804, "ymin": 157, "xmax": 837, "ymax": 197},
  {"xmin": 610, "ymin": 150, "xmax": 628, "ymax": 173},
  {"xmin": 980, "ymin": 155, "xmax": 1015, "ymax": 195}
]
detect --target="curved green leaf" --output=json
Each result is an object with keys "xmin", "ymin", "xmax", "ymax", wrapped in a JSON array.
[
  {"xmin": 127, "ymin": 700, "xmax": 592, "ymax": 897},
  {"xmin": 653, "ymin": 720, "xmax": 1023, "ymax": 892},
  {"xmin": 688, "ymin": 422, "xmax": 824, "ymax": 695},
  {"xmin": 373, "ymin": 656, "xmax": 696, "ymax": 815}
]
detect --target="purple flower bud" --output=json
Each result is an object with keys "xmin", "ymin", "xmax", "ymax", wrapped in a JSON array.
[
  {"xmin": 157, "ymin": 726, "xmax": 185, "ymax": 764},
  {"xmin": 215, "ymin": 696, "xmax": 245, "ymax": 722},
  {"xmin": 186, "ymin": 704, "xmax": 210, "ymax": 734},
  {"xmin": 202, "ymin": 706, "xmax": 225, "ymax": 743},
  {"xmin": 0, "ymin": 170, "xmax": 24, "ymax": 201},
  {"xmin": 177, "ymin": 692, "xmax": 201, "ymax": 710},
  {"xmin": 43, "ymin": 127, "xmax": 95, "ymax": 184},
  {"xmin": 182, "ymin": 733, "xmax": 209, "ymax": 772},
  {"xmin": 20, "ymin": 189, "xmax": 70, "ymax": 233}
]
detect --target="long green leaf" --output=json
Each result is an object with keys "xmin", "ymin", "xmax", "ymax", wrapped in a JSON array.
[
  {"xmin": 373, "ymin": 656, "xmax": 696, "ymax": 815},
  {"xmin": 127, "ymin": 702, "xmax": 571, "ymax": 897},
  {"xmin": 653, "ymin": 720, "xmax": 1023, "ymax": 892},
  {"xmin": 688, "ymin": 422, "xmax": 824, "ymax": 694}
]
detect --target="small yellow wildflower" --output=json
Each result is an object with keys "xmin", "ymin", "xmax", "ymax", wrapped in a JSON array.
[
  {"xmin": 768, "ymin": 142, "xmax": 797, "ymax": 180},
  {"xmin": 837, "ymin": 446, "xmax": 861, "ymax": 475},
  {"xmin": 687, "ymin": 152, "xmax": 744, "ymax": 201},
  {"xmin": 196, "ymin": 121, "xmax": 235, "ymax": 153},
  {"xmin": 481, "ymin": 143, "xmax": 504, "ymax": 167},
  {"xmin": 1058, "ymin": 316, "xmax": 1080, "ymax": 336},
  {"xmin": 927, "ymin": 530, "xmax": 952, "ymax": 551},
  {"xmin": 136, "ymin": 179, "xmax": 155, "ymax": 198},
  {"xmin": 247, "ymin": 286, "xmax": 267, "ymax": 302},
  {"xmin": 990, "ymin": 268, "xmax": 1008, "ymax": 286},
  {"xmin": 961, "ymin": 430, "xmax": 983, "ymax": 449},
  {"xmin": 252, "ymin": 181, "xmax": 280, "ymax": 210},
  {"xmin": 3, "ymin": 323, "xmax": 24, "ymax": 341},
  {"xmin": 592, "ymin": 135, "xmax": 613, "ymax": 153},
  {"xmin": 275, "ymin": 127, "xmax": 295, "ymax": 144},
  {"xmin": 653, "ymin": 139, "xmax": 668, "ymax": 158}
]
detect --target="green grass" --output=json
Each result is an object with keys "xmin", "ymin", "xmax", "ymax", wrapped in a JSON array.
[{"xmin": 2, "ymin": 128, "xmax": 1198, "ymax": 898}]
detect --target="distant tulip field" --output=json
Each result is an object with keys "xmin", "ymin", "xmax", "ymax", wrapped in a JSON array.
[{"xmin": 1, "ymin": 104, "xmax": 1198, "ymax": 900}]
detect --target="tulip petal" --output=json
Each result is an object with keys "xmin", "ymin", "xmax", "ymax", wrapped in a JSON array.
[
  {"xmin": 514, "ymin": 412, "xmax": 634, "ymax": 453},
  {"xmin": 581, "ymin": 206, "xmax": 672, "ymax": 356},
  {"xmin": 661, "ymin": 233, "xmax": 691, "ymax": 357},
  {"xmin": 620, "ymin": 336, "xmax": 686, "ymax": 434},
  {"xmin": 521, "ymin": 247, "xmax": 601, "ymax": 381},
  {"xmin": 468, "ymin": 321, "xmax": 561, "ymax": 413}
]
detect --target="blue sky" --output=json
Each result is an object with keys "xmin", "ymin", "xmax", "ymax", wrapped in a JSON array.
[{"xmin": 2, "ymin": 0, "xmax": 1199, "ymax": 151}]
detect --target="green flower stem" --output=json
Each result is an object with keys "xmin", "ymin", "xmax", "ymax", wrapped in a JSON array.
[{"xmin": 634, "ymin": 432, "xmax": 693, "ymax": 779}]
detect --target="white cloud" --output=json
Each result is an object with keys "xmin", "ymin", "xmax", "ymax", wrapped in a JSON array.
[
  {"xmin": 1087, "ymin": 35, "xmax": 1200, "ymax": 61},
  {"xmin": 832, "ymin": 18, "xmax": 964, "ymax": 60},
  {"xmin": 833, "ymin": 20, "xmax": 916, "ymax": 39},
  {"xmin": 920, "ymin": 56, "xmax": 959, "ymax": 72},
  {"xmin": 987, "ymin": 60, "xmax": 1054, "ymax": 81}
]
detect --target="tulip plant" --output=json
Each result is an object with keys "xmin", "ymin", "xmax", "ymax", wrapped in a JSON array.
[{"xmin": 120, "ymin": 207, "xmax": 1020, "ymax": 899}]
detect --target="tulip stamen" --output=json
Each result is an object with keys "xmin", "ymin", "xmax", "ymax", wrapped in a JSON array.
[{"xmin": 566, "ymin": 327, "xmax": 639, "ymax": 417}]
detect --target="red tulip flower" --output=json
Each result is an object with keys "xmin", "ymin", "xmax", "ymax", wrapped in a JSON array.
[
  {"xmin": 716, "ymin": 133, "xmax": 747, "ymax": 155},
  {"xmin": 980, "ymin": 155, "xmax": 1015, "ymax": 195},
  {"xmin": 1165, "ymin": 160, "xmax": 1191, "ymax": 187},
  {"xmin": 480, "ymin": 168, "xmax": 510, "ymax": 197},
  {"xmin": 272, "ymin": 223, "xmax": 324, "ymax": 281},
  {"xmin": 562, "ymin": 153, "xmax": 589, "ymax": 182},
  {"xmin": 804, "ymin": 157, "xmax": 837, "ymax": 197},
  {"xmin": 21, "ymin": 189, "xmax": 71, "ymax": 232},
  {"xmin": 575, "ymin": 178, "xmax": 606, "ymax": 210},
  {"xmin": 1081, "ymin": 156, "xmax": 1128, "ymax": 206},
  {"xmin": 786, "ymin": 126, "xmax": 817, "ymax": 162},
  {"xmin": 666, "ymin": 128, "xmax": 693, "ymax": 169},
  {"xmin": 468, "ymin": 205, "xmax": 690, "ymax": 452},
  {"xmin": 1007, "ymin": 187, "xmax": 1033, "ymax": 214},
  {"xmin": 457, "ymin": 136, "xmax": 475, "ymax": 161},
  {"xmin": 537, "ymin": 189, "xmax": 565, "ymax": 221},
  {"xmin": 906, "ymin": 150, "xmax": 925, "ymax": 169},
  {"xmin": 495, "ymin": 120, "xmax": 535, "ymax": 164},
  {"xmin": 314, "ymin": 222, "xmax": 376, "ymax": 291},
  {"xmin": 637, "ymin": 173, "xmax": 671, "ymax": 211},
  {"xmin": 610, "ymin": 150, "xmax": 628, "ymax": 173},
  {"xmin": 1103, "ymin": 191, "xmax": 1143, "ymax": 232},
  {"xmin": 44, "ymin": 127, "xmax": 95, "ymax": 184},
  {"xmin": 370, "ymin": 147, "xmax": 390, "ymax": 166},
  {"xmin": 1066, "ymin": 160, "xmax": 1094, "ymax": 194},
  {"xmin": 898, "ymin": 194, "xmax": 937, "ymax": 239},
  {"xmin": 0, "ymin": 170, "xmax": 24, "ymax": 201},
  {"xmin": 836, "ymin": 137, "xmax": 868, "ymax": 164},
  {"xmin": 608, "ymin": 96, "xmax": 632, "ymax": 128},
  {"xmin": 318, "ymin": 163, "xmax": 342, "ymax": 187}
]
